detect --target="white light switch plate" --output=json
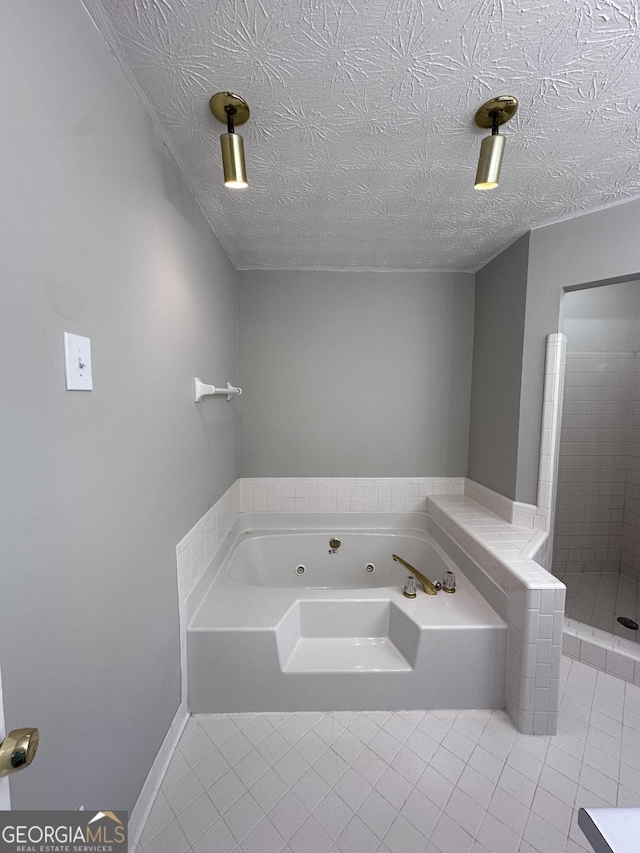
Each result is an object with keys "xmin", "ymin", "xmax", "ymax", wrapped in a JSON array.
[{"xmin": 64, "ymin": 332, "xmax": 93, "ymax": 391}]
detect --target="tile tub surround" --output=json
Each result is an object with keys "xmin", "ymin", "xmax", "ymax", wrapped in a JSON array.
[
  {"xmin": 464, "ymin": 478, "xmax": 547, "ymax": 531},
  {"xmin": 179, "ymin": 480, "xmax": 565, "ymax": 735},
  {"xmin": 426, "ymin": 494, "xmax": 565, "ymax": 736},
  {"xmin": 238, "ymin": 477, "xmax": 466, "ymax": 514},
  {"xmin": 177, "ymin": 482, "xmax": 241, "ymax": 703}
]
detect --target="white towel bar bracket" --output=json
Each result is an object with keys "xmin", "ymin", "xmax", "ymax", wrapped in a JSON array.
[{"xmin": 194, "ymin": 377, "xmax": 242, "ymax": 402}]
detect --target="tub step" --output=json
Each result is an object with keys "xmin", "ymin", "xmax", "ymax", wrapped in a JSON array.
[{"xmin": 282, "ymin": 636, "xmax": 412, "ymax": 673}]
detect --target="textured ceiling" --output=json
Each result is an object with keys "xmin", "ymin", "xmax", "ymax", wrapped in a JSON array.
[{"xmin": 85, "ymin": 0, "xmax": 640, "ymax": 272}]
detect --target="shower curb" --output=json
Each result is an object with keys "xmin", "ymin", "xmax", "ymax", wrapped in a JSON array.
[{"xmin": 563, "ymin": 618, "xmax": 640, "ymax": 686}]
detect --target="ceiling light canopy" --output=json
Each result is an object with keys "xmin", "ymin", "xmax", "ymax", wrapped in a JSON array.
[
  {"xmin": 474, "ymin": 95, "xmax": 518, "ymax": 191},
  {"xmin": 209, "ymin": 92, "xmax": 250, "ymax": 189}
]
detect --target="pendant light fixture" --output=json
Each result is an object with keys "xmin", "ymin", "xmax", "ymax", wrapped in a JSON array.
[
  {"xmin": 209, "ymin": 92, "xmax": 250, "ymax": 189},
  {"xmin": 474, "ymin": 95, "xmax": 518, "ymax": 190}
]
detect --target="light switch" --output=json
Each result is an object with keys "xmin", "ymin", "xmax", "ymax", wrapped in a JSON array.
[{"xmin": 64, "ymin": 332, "xmax": 93, "ymax": 391}]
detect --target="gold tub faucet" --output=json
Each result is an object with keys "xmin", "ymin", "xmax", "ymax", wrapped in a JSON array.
[{"xmin": 392, "ymin": 554, "xmax": 442, "ymax": 596}]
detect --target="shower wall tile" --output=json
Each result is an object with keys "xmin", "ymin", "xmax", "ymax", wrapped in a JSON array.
[
  {"xmin": 553, "ymin": 352, "xmax": 635, "ymax": 575},
  {"xmin": 621, "ymin": 352, "xmax": 640, "ymax": 582},
  {"xmin": 550, "ymin": 346, "xmax": 640, "ymax": 680}
]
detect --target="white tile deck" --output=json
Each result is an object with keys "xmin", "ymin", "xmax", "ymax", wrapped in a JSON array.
[{"xmin": 135, "ymin": 656, "xmax": 640, "ymax": 853}]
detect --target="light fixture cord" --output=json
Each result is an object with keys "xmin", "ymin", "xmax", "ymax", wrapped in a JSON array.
[
  {"xmin": 491, "ymin": 111, "xmax": 500, "ymax": 135},
  {"xmin": 225, "ymin": 104, "xmax": 235, "ymax": 134}
]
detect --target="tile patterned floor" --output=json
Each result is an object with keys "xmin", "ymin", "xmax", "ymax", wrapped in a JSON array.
[
  {"xmin": 136, "ymin": 657, "xmax": 640, "ymax": 853},
  {"xmin": 558, "ymin": 572, "xmax": 640, "ymax": 643}
]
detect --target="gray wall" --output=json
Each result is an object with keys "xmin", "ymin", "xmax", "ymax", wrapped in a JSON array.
[
  {"xmin": 519, "ymin": 200, "xmax": 640, "ymax": 503},
  {"xmin": 467, "ymin": 234, "xmax": 529, "ymax": 500},
  {"xmin": 562, "ymin": 281, "xmax": 640, "ymax": 352},
  {"xmin": 1, "ymin": 3, "xmax": 238, "ymax": 810},
  {"xmin": 470, "ymin": 200, "xmax": 640, "ymax": 505},
  {"xmin": 238, "ymin": 271, "xmax": 475, "ymax": 477}
]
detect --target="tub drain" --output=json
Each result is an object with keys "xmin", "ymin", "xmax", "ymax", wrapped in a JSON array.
[
  {"xmin": 617, "ymin": 616, "xmax": 639, "ymax": 631},
  {"xmin": 296, "ymin": 565, "xmax": 306, "ymax": 575}
]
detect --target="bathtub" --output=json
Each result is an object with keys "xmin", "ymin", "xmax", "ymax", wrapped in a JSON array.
[{"xmin": 187, "ymin": 513, "xmax": 507, "ymax": 713}]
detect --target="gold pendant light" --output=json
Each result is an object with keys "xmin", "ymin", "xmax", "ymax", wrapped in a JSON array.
[
  {"xmin": 474, "ymin": 95, "xmax": 518, "ymax": 190},
  {"xmin": 209, "ymin": 92, "xmax": 250, "ymax": 189}
]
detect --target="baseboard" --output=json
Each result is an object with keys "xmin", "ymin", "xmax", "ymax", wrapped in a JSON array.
[{"xmin": 128, "ymin": 702, "xmax": 189, "ymax": 852}]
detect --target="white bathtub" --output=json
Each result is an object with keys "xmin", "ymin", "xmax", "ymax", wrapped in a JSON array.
[
  {"xmin": 227, "ymin": 530, "xmax": 454, "ymax": 588},
  {"xmin": 187, "ymin": 513, "xmax": 507, "ymax": 713}
]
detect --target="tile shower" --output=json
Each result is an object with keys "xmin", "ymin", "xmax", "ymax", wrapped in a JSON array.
[{"xmin": 553, "ymin": 351, "xmax": 640, "ymax": 642}]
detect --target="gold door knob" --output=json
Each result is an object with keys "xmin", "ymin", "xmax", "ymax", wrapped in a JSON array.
[{"xmin": 0, "ymin": 728, "xmax": 39, "ymax": 776}]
